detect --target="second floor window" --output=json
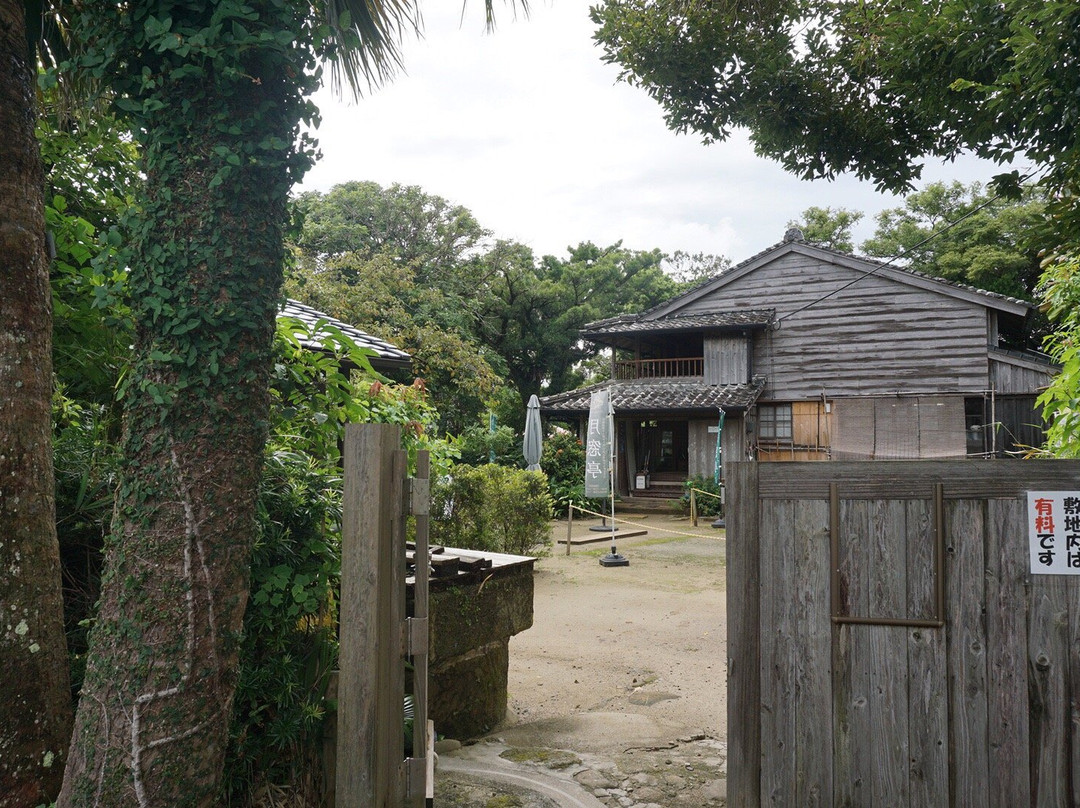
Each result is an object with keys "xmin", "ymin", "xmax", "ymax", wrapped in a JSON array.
[{"xmin": 758, "ymin": 403, "xmax": 793, "ymax": 442}]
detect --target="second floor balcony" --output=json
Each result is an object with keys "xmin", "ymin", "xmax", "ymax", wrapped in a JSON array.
[{"xmin": 613, "ymin": 356, "xmax": 704, "ymax": 380}]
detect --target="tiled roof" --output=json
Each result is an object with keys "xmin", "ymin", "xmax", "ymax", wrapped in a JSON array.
[
  {"xmin": 582, "ymin": 309, "xmax": 775, "ymax": 336},
  {"xmin": 280, "ymin": 299, "xmax": 411, "ymax": 369},
  {"xmin": 540, "ymin": 377, "xmax": 765, "ymax": 416}
]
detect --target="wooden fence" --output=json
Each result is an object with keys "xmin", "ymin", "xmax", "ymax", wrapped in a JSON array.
[
  {"xmin": 726, "ymin": 460, "xmax": 1080, "ymax": 807},
  {"xmin": 336, "ymin": 424, "xmax": 431, "ymax": 807}
]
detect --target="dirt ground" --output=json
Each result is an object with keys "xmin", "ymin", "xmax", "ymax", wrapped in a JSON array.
[{"xmin": 436, "ymin": 511, "xmax": 730, "ymax": 807}]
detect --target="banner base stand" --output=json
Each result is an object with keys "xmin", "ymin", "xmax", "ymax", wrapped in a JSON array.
[{"xmin": 600, "ymin": 551, "xmax": 629, "ymax": 567}]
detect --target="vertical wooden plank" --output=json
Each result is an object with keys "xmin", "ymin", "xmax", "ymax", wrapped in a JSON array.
[
  {"xmin": 338, "ymin": 423, "xmax": 401, "ymax": 807},
  {"xmin": 984, "ymin": 498, "xmax": 1031, "ymax": 807},
  {"xmin": 906, "ymin": 498, "xmax": 948, "ymax": 807},
  {"xmin": 1028, "ymin": 575, "xmax": 1069, "ymax": 807},
  {"xmin": 869, "ymin": 500, "xmax": 910, "ymax": 805},
  {"xmin": 409, "ymin": 451, "xmax": 431, "ymax": 807},
  {"xmin": 385, "ymin": 445, "xmax": 407, "ymax": 806},
  {"xmin": 726, "ymin": 461, "xmax": 760, "ymax": 807},
  {"xmin": 833, "ymin": 499, "xmax": 871, "ymax": 807},
  {"xmin": 760, "ymin": 498, "xmax": 796, "ymax": 804},
  {"xmin": 946, "ymin": 499, "xmax": 989, "ymax": 806},
  {"xmin": 793, "ymin": 499, "xmax": 832, "ymax": 807}
]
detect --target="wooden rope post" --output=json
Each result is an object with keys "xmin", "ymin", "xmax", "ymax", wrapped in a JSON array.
[{"xmin": 566, "ymin": 501, "xmax": 573, "ymax": 555}]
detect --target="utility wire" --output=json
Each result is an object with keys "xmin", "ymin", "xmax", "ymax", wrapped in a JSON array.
[{"xmin": 777, "ymin": 168, "xmax": 1041, "ymax": 326}]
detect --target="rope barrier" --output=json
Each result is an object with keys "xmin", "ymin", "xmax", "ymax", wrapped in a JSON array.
[
  {"xmin": 687, "ymin": 486, "xmax": 723, "ymax": 500},
  {"xmin": 563, "ymin": 501, "xmax": 722, "ymax": 543}
]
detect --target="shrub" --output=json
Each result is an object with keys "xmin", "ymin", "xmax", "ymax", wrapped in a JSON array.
[
  {"xmin": 432, "ymin": 464, "xmax": 553, "ymax": 556},
  {"xmin": 222, "ymin": 450, "xmax": 340, "ymax": 804},
  {"xmin": 681, "ymin": 474, "xmax": 725, "ymax": 518},
  {"xmin": 539, "ymin": 429, "xmax": 606, "ymax": 518},
  {"xmin": 454, "ymin": 420, "xmax": 519, "ymax": 467}
]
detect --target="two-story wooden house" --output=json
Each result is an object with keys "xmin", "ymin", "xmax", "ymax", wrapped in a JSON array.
[{"xmin": 539, "ymin": 231, "xmax": 1057, "ymax": 499}]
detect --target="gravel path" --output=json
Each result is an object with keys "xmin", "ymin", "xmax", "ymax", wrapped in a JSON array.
[{"xmin": 436, "ymin": 513, "xmax": 729, "ymax": 807}]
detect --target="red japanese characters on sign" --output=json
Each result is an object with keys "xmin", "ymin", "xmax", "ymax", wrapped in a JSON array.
[{"xmin": 1027, "ymin": 491, "xmax": 1080, "ymax": 575}]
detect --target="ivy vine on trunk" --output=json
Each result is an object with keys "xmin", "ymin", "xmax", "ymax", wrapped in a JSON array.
[{"xmin": 58, "ymin": 1, "xmax": 319, "ymax": 803}]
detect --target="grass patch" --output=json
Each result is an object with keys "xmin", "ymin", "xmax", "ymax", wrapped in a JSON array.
[{"xmin": 499, "ymin": 747, "xmax": 582, "ymax": 770}]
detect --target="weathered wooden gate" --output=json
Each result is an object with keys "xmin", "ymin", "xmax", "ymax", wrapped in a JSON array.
[
  {"xmin": 335, "ymin": 424, "xmax": 432, "ymax": 807},
  {"xmin": 727, "ymin": 460, "xmax": 1080, "ymax": 807}
]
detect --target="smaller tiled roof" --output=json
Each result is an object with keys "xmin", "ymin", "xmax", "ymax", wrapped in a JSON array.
[
  {"xmin": 280, "ymin": 299, "xmax": 411, "ymax": 369},
  {"xmin": 582, "ymin": 309, "xmax": 775, "ymax": 337},
  {"xmin": 540, "ymin": 377, "xmax": 766, "ymax": 416}
]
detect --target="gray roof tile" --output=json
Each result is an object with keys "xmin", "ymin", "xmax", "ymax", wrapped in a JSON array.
[
  {"xmin": 540, "ymin": 378, "xmax": 765, "ymax": 416},
  {"xmin": 280, "ymin": 299, "xmax": 411, "ymax": 368},
  {"xmin": 582, "ymin": 309, "xmax": 775, "ymax": 337}
]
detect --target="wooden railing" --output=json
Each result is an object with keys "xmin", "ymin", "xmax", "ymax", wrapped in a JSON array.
[{"xmin": 613, "ymin": 356, "xmax": 704, "ymax": 380}]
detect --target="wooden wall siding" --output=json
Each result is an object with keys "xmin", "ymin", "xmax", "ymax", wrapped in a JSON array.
[
  {"xmin": 992, "ymin": 397, "xmax": 1049, "ymax": 455},
  {"xmin": 830, "ymin": 396, "xmax": 966, "ymax": 460},
  {"xmin": 688, "ymin": 419, "xmax": 715, "ymax": 479},
  {"xmin": 676, "ymin": 253, "xmax": 990, "ymax": 399},
  {"xmin": 722, "ymin": 415, "xmax": 747, "ymax": 473},
  {"xmin": 704, "ymin": 334, "xmax": 749, "ymax": 385},
  {"xmin": 989, "ymin": 355, "xmax": 1055, "ymax": 395},
  {"xmin": 690, "ymin": 416, "xmax": 747, "ymax": 479},
  {"xmin": 727, "ymin": 461, "xmax": 1080, "ymax": 808}
]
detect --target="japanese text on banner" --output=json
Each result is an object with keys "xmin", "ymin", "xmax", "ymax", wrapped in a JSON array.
[
  {"xmin": 1027, "ymin": 491, "xmax": 1080, "ymax": 575},
  {"xmin": 585, "ymin": 390, "xmax": 612, "ymax": 498}
]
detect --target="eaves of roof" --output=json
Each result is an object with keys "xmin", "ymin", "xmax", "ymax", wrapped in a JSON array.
[
  {"xmin": 539, "ymin": 377, "xmax": 766, "ymax": 417},
  {"xmin": 582, "ymin": 309, "xmax": 776, "ymax": 338},
  {"xmin": 640, "ymin": 239, "xmax": 1034, "ymax": 321},
  {"xmin": 279, "ymin": 299, "xmax": 412, "ymax": 370}
]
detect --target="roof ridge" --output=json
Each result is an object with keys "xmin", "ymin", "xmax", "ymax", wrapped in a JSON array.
[{"xmin": 640, "ymin": 240, "xmax": 1034, "ymax": 319}]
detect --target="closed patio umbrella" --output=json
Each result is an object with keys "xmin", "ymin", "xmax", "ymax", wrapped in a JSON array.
[{"xmin": 523, "ymin": 394, "xmax": 543, "ymax": 471}]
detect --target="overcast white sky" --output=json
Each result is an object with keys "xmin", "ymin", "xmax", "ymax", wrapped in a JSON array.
[{"xmin": 297, "ymin": 2, "xmax": 1007, "ymax": 264}]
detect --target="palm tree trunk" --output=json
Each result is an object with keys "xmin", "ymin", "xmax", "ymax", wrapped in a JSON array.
[
  {"xmin": 0, "ymin": 1, "xmax": 74, "ymax": 804},
  {"xmin": 57, "ymin": 17, "xmax": 301, "ymax": 804}
]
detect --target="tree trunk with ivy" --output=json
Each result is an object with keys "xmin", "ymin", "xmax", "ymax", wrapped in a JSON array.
[
  {"xmin": 57, "ymin": 1, "xmax": 318, "ymax": 803},
  {"xmin": 0, "ymin": 1, "xmax": 75, "ymax": 804}
]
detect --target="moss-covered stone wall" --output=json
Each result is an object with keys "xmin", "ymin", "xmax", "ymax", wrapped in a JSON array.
[{"xmin": 428, "ymin": 564, "xmax": 533, "ymax": 739}]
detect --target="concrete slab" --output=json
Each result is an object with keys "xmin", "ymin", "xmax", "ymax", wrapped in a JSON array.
[{"xmin": 438, "ymin": 741, "xmax": 607, "ymax": 808}]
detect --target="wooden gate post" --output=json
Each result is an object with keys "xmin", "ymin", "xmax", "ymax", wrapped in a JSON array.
[
  {"xmin": 338, "ymin": 423, "xmax": 407, "ymax": 807},
  {"xmin": 726, "ymin": 461, "xmax": 760, "ymax": 807}
]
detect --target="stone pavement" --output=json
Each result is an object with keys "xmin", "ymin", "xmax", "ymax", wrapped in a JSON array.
[{"xmin": 434, "ymin": 728, "xmax": 727, "ymax": 807}]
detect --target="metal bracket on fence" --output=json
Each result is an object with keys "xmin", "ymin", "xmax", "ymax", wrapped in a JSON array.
[
  {"xmin": 829, "ymin": 482, "xmax": 946, "ymax": 629},
  {"xmin": 406, "ymin": 477, "xmax": 430, "ymax": 516},
  {"xmin": 402, "ymin": 617, "xmax": 429, "ymax": 658},
  {"xmin": 401, "ymin": 758, "xmax": 427, "ymax": 800}
]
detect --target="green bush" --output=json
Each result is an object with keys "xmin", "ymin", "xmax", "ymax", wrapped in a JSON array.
[
  {"xmin": 52, "ymin": 312, "xmax": 458, "ymax": 804},
  {"xmin": 432, "ymin": 464, "xmax": 553, "ymax": 556},
  {"xmin": 222, "ymin": 450, "xmax": 340, "ymax": 804},
  {"xmin": 681, "ymin": 474, "xmax": 725, "ymax": 518},
  {"xmin": 222, "ymin": 319, "xmax": 456, "ymax": 802},
  {"xmin": 539, "ymin": 430, "xmax": 606, "ymax": 518},
  {"xmin": 454, "ymin": 420, "xmax": 520, "ymax": 467}
]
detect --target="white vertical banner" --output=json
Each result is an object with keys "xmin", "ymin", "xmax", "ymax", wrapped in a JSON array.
[{"xmin": 585, "ymin": 390, "xmax": 613, "ymax": 498}]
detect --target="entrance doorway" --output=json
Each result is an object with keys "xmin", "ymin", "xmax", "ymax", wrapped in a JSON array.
[{"xmin": 639, "ymin": 420, "xmax": 688, "ymax": 474}]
